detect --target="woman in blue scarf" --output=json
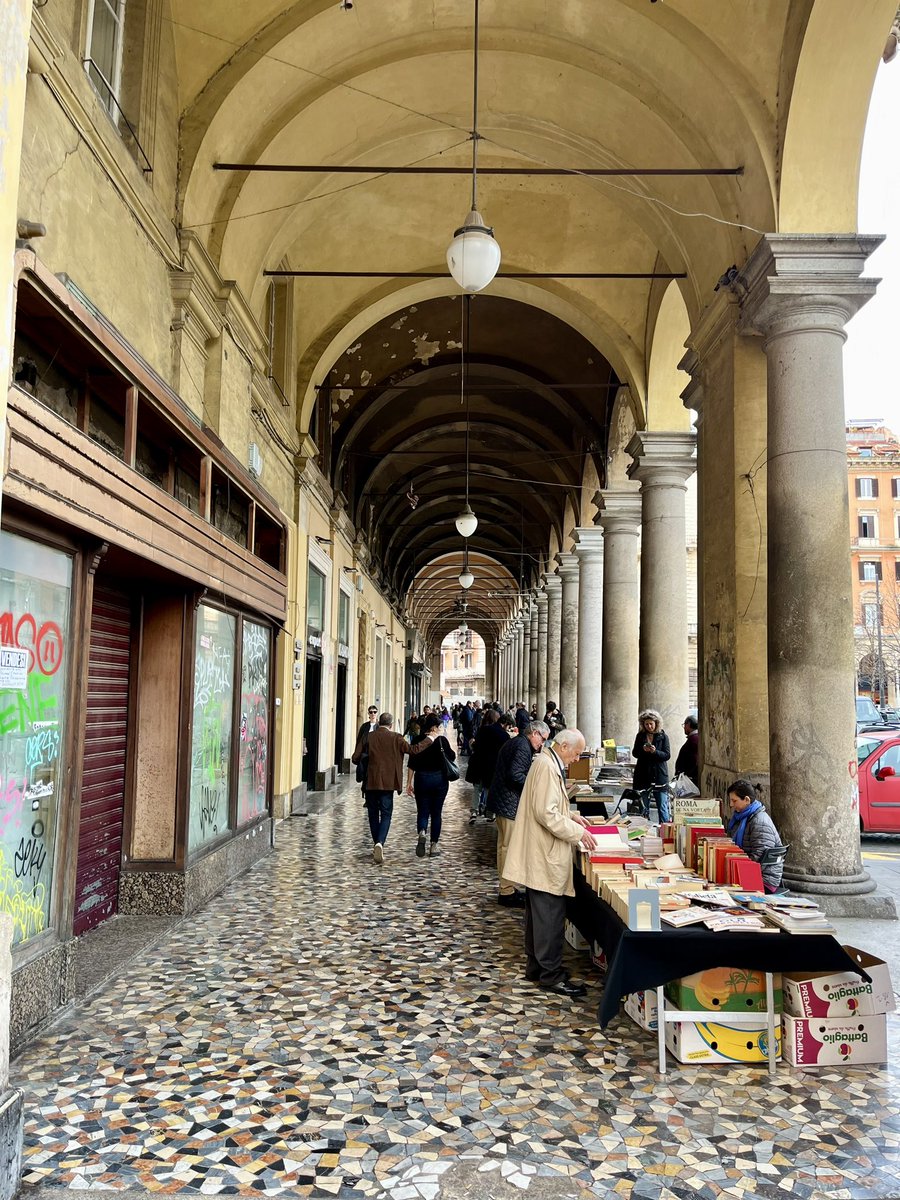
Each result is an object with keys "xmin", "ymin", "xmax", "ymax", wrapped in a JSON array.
[{"xmin": 726, "ymin": 780, "xmax": 784, "ymax": 891}]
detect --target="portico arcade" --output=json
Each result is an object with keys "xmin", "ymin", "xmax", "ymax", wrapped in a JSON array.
[{"xmin": 2, "ymin": 0, "xmax": 898, "ymax": 1043}]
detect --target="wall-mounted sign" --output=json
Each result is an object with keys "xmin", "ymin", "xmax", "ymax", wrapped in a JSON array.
[
  {"xmin": 307, "ymin": 634, "xmax": 323, "ymax": 652},
  {"xmin": 338, "ymin": 642, "xmax": 350, "ymax": 660}
]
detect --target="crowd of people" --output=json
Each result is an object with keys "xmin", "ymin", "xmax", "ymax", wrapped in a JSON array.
[{"xmin": 350, "ymin": 696, "xmax": 784, "ymax": 1001}]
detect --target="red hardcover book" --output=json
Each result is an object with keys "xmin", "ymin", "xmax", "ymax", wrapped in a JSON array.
[{"xmin": 729, "ymin": 856, "xmax": 765, "ymax": 891}]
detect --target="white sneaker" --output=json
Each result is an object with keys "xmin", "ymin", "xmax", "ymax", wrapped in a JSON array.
[{"xmin": 373, "ymin": 842, "xmax": 384, "ymax": 864}]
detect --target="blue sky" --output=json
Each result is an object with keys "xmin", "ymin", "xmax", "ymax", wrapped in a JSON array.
[{"xmin": 844, "ymin": 60, "xmax": 900, "ymax": 428}]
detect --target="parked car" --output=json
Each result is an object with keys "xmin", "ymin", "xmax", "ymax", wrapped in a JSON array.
[
  {"xmin": 856, "ymin": 732, "xmax": 900, "ymax": 832},
  {"xmin": 856, "ymin": 696, "xmax": 900, "ymax": 735}
]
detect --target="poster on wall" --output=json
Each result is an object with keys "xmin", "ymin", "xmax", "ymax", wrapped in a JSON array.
[
  {"xmin": 238, "ymin": 621, "xmax": 270, "ymax": 824},
  {"xmin": 189, "ymin": 605, "xmax": 236, "ymax": 854},
  {"xmin": 0, "ymin": 532, "xmax": 72, "ymax": 947}
]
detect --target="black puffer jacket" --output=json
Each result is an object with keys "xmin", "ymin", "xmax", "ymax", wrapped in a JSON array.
[{"xmin": 487, "ymin": 734, "xmax": 538, "ymax": 819}]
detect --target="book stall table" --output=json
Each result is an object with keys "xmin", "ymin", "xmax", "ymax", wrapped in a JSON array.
[{"xmin": 569, "ymin": 866, "xmax": 871, "ymax": 1076}]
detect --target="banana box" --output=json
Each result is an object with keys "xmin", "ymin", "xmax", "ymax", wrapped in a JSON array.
[
  {"xmin": 783, "ymin": 947, "xmax": 894, "ymax": 1018},
  {"xmin": 665, "ymin": 967, "xmax": 783, "ymax": 1014},
  {"xmin": 624, "ymin": 990, "xmax": 658, "ymax": 1032},
  {"xmin": 782, "ymin": 1013, "xmax": 887, "ymax": 1066},
  {"xmin": 564, "ymin": 918, "xmax": 588, "ymax": 951},
  {"xmin": 665, "ymin": 1017, "xmax": 782, "ymax": 1064}
]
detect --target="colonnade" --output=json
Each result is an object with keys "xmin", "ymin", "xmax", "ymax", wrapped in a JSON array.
[{"xmin": 489, "ymin": 235, "xmax": 885, "ymax": 909}]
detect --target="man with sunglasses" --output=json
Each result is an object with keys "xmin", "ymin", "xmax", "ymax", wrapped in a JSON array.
[
  {"xmin": 354, "ymin": 706, "xmax": 380, "ymax": 800},
  {"xmin": 487, "ymin": 721, "xmax": 551, "ymax": 907}
]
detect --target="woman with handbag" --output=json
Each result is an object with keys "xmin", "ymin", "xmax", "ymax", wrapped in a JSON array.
[{"xmin": 406, "ymin": 713, "xmax": 457, "ymax": 857}]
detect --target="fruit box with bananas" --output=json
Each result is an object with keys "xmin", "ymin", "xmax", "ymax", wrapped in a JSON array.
[
  {"xmin": 665, "ymin": 967, "xmax": 783, "ymax": 1014},
  {"xmin": 665, "ymin": 1017, "xmax": 782, "ymax": 1065}
]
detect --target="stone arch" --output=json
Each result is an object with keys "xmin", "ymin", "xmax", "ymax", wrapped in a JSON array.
[
  {"xmin": 779, "ymin": 0, "xmax": 897, "ymax": 232},
  {"xmin": 645, "ymin": 280, "xmax": 692, "ymax": 433}
]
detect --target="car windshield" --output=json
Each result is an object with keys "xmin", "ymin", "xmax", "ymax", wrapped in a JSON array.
[
  {"xmin": 857, "ymin": 737, "xmax": 885, "ymax": 765},
  {"xmin": 856, "ymin": 698, "xmax": 880, "ymax": 720}
]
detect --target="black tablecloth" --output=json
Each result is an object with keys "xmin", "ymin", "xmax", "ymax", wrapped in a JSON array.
[{"xmin": 567, "ymin": 867, "xmax": 870, "ymax": 1027}]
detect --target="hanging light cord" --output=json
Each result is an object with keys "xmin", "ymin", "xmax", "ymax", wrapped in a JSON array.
[{"xmin": 471, "ymin": 0, "xmax": 480, "ymax": 211}]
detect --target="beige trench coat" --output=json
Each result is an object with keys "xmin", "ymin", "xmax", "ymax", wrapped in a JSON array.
[{"xmin": 502, "ymin": 747, "xmax": 585, "ymax": 897}]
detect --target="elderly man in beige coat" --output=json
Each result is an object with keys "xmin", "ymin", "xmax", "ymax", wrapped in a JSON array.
[{"xmin": 504, "ymin": 728, "xmax": 598, "ymax": 998}]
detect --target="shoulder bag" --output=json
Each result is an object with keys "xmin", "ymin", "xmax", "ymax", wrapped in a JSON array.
[{"xmin": 439, "ymin": 736, "xmax": 460, "ymax": 781}]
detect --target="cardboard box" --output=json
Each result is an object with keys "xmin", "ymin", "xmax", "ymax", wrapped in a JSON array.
[
  {"xmin": 564, "ymin": 918, "xmax": 588, "ymax": 951},
  {"xmin": 567, "ymin": 756, "xmax": 592, "ymax": 782},
  {"xmin": 590, "ymin": 941, "xmax": 607, "ymax": 973},
  {"xmin": 782, "ymin": 1013, "xmax": 887, "ymax": 1066},
  {"xmin": 665, "ymin": 1017, "xmax": 782, "ymax": 1064},
  {"xmin": 624, "ymin": 990, "xmax": 658, "ymax": 1031},
  {"xmin": 665, "ymin": 968, "xmax": 783, "ymax": 1014},
  {"xmin": 783, "ymin": 947, "xmax": 895, "ymax": 1018}
]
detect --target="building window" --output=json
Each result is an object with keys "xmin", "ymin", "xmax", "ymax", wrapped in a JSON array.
[
  {"xmin": 85, "ymin": 0, "xmax": 127, "ymax": 116},
  {"xmin": 338, "ymin": 591, "xmax": 350, "ymax": 648},
  {"xmin": 306, "ymin": 567, "xmax": 325, "ymax": 637},
  {"xmin": 856, "ymin": 477, "xmax": 878, "ymax": 498},
  {"xmin": 863, "ymin": 603, "xmax": 882, "ymax": 628},
  {"xmin": 859, "ymin": 514, "xmax": 878, "ymax": 540},
  {"xmin": 0, "ymin": 532, "xmax": 73, "ymax": 948},
  {"xmin": 859, "ymin": 448, "xmax": 873, "ymax": 458},
  {"xmin": 893, "ymin": 478, "xmax": 900, "ymax": 499},
  {"xmin": 895, "ymin": 560, "xmax": 900, "ymax": 583},
  {"xmin": 860, "ymin": 561, "xmax": 882, "ymax": 582}
]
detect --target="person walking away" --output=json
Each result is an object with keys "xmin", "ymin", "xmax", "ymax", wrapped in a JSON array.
[
  {"xmin": 459, "ymin": 701, "xmax": 476, "ymax": 755},
  {"xmin": 514, "ymin": 702, "xmax": 530, "ymax": 733},
  {"xmin": 405, "ymin": 713, "xmax": 457, "ymax": 856},
  {"xmin": 466, "ymin": 709, "xmax": 509, "ymax": 823},
  {"xmin": 674, "ymin": 714, "xmax": 700, "ymax": 787},
  {"xmin": 488, "ymin": 721, "xmax": 550, "ymax": 906},
  {"xmin": 631, "ymin": 709, "xmax": 671, "ymax": 823},
  {"xmin": 503, "ymin": 729, "xmax": 599, "ymax": 996},
  {"xmin": 726, "ymin": 779, "xmax": 785, "ymax": 891},
  {"xmin": 352, "ymin": 713, "xmax": 437, "ymax": 864}
]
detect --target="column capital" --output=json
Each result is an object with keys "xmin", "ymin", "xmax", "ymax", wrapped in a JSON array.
[
  {"xmin": 573, "ymin": 525, "xmax": 605, "ymax": 558},
  {"xmin": 594, "ymin": 489, "xmax": 642, "ymax": 536},
  {"xmin": 626, "ymin": 430, "xmax": 697, "ymax": 490},
  {"xmin": 734, "ymin": 234, "xmax": 883, "ymax": 339},
  {"xmin": 542, "ymin": 572, "xmax": 562, "ymax": 596},
  {"xmin": 555, "ymin": 551, "xmax": 580, "ymax": 582}
]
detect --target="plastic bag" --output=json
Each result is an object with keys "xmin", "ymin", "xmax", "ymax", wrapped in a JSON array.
[{"xmin": 671, "ymin": 772, "xmax": 700, "ymax": 797}]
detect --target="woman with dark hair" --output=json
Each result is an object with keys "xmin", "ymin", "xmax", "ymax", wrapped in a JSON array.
[
  {"xmin": 631, "ymin": 708, "xmax": 671, "ymax": 822},
  {"xmin": 726, "ymin": 780, "xmax": 785, "ymax": 891},
  {"xmin": 466, "ymin": 708, "xmax": 509, "ymax": 823},
  {"xmin": 405, "ymin": 713, "xmax": 456, "ymax": 857}
]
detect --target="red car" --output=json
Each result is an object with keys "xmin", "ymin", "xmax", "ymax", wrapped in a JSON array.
[{"xmin": 856, "ymin": 733, "xmax": 900, "ymax": 833}]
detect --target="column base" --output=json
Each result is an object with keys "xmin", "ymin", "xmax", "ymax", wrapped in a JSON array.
[
  {"xmin": 0, "ymin": 1087, "xmax": 24, "ymax": 1200},
  {"xmin": 782, "ymin": 867, "xmax": 897, "ymax": 917}
]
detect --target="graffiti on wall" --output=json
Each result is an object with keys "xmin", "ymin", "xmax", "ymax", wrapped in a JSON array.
[
  {"xmin": 188, "ymin": 609, "xmax": 236, "ymax": 853},
  {"xmin": 238, "ymin": 622, "xmax": 269, "ymax": 824}
]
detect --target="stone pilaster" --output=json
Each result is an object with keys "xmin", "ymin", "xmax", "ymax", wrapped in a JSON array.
[
  {"xmin": 627, "ymin": 431, "xmax": 696, "ymax": 732},
  {"xmin": 595, "ymin": 491, "xmax": 642, "ymax": 748},
  {"xmin": 544, "ymin": 574, "xmax": 563, "ymax": 709},
  {"xmin": 736, "ymin": 234, "xmax": 887, "ymax": 910},
  {"xmin": 528, "ymin": 600, "xmax": 539, "ymax": 709},
  {"xmin": 573, "ymin": 527, "xmax": 604, "ymax": 750},
  {"xmin": 536, "ymin": 591, "xmax": 549, "ymax": 712},
  {"xmin": 557, "ymin": 552, "xmax": 580, "ymax": 725}
]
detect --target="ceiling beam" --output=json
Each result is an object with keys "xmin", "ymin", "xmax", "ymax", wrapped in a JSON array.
[
  {"xmin": 266, "ymin": 270, "xmax": 686, "ymax": 280},
  {"xmin": 216, "ymin": 163, "xmax": 743, "ymax": 177}
]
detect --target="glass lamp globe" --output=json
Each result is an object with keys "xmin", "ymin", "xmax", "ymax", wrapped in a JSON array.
[
  {"xmin": 455, "ymin": 504, "xmax": 478, "ymax": 538},
  {"xmin": 447, "ymin": 210, "xmax": 501, "ymax": 293},
  {"xmin": 458, "ymin": 568, "xmax": 475, "ymax": 590}
]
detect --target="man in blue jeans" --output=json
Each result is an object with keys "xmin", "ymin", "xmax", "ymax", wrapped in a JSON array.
[{"xmin": 351, "ymin": 713, "xmax": 437, "ymax": 863}]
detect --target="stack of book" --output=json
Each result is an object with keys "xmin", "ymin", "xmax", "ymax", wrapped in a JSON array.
[{"xmin": 741, "ymin": 895, "xmax": 837, "ymax": 935}]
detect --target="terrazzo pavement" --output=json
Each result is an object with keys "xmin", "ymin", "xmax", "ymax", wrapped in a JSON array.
[{"xmin": 11, "ymin": 775, "xmax": 900, "ymax": 1200}]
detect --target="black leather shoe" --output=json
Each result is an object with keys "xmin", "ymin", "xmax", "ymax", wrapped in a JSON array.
[
  {"xmin": 540, "ymin": 979, "xmax": 586, "ymax": 998},
  {"xmin": 498, "ymin": 892, "xmax": 526, "ymax": 907}
]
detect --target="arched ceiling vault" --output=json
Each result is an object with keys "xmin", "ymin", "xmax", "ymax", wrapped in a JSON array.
[{"xmin": 168, "ymin": 0, "xmax": 894, "ymax": 635}]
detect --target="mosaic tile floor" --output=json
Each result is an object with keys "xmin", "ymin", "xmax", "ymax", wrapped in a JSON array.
[{"xmin": 13, "ymin": 776, "xmax": 900, "ymax": 1199}]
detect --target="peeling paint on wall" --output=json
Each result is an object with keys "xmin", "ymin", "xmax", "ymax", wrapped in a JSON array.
[{"xmin": 413, "ymin": 335, "xmax": 441, "ymax": 365}]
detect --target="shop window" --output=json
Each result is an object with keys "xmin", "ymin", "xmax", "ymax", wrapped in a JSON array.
[
  {"xmin": 211, "ymin": 467, "xmax": 250, "ymax": 548},
  {"xmin": 338, "ymin": 590, "xmax": 350, "ymax": 647},
  {"xmin": 188, "ymin": 605, "xmax": 236, "ymax": 854},
  {"xmin": 253, "ymin": 508, "xmax": 284, "ymax": 570},
  {"xmin": 307, "ymin": 567, "xmax": 325, "ymax": 636},
  {"xmin": 0, "ymin": 531, "xmax": 73, "ymax": 948},
  {"xmin": 238, "ymin": 621, "xmax": 270, "ymax": 825},
  {"xmin": 12, "ymin": 332, "xmax": 79, "ymax": 425}
]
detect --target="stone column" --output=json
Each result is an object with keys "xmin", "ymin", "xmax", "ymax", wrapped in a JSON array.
[
  {"xmin": 499, "ymin": 639, "xmax": 508, "ymax": 705},
  {"xmin": 484, "ymin": 645, "xmax": 495, "ymax": 701},
  {"xmin": 627, "ymin": 431, "xmax": 697, "ymax": 731},
  {"xmin": 596, "ymin": 491, "xmax": 642, "ymax": 748},
  {"xmin": 736, "ymin": 234, "xmax": 885, "ymax": 910},
  {"xmin": 536, "ymin": 590, "xmax": 549, "ymax": 713},
  {"xmin": 544, "ymin": 574, "xmax": 563, "ymax": 709},
  {"xmin": 557, "ymin": 552, "xmax": 580, "ymax": 725},
  {"xmin": 522, "ymin": 610, "xmax": 532, "ymax": 705},
  {"xmin": 528, "ymin": 600, "xmax": 539, "ymax": 709},
  {"xmin": 573, "ymin": 527, "xmax": 604, "ymax": 750},
  {"xmin": 516, "ymin": 617, "xmax": 527, "ymax": 703}
]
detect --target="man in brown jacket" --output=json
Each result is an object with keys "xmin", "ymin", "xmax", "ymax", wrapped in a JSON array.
[
  {"xmin": 504, "ymin": 728, "xmax": 598, "ymax": 997},
  {"xmin": 351, "ymin": 712, "xmax": 438, "ymax": 863}
]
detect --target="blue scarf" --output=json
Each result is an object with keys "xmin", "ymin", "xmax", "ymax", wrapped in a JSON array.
[{"xmin": 728, "ymin": 800, "xmax": 763, "ymax": 848}]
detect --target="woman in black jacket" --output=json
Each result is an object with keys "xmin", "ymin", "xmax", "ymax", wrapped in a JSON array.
[
  {"xmin": 631, "ymin": 708, "xmax": 671, "ymax": 822},
  {"xmin": 466, "ymin": 709, "xmax": 512, "ymax": 823},
  {"xmin": 405, "ymin": 713, "xmax": 456, "ymax": 857}
]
